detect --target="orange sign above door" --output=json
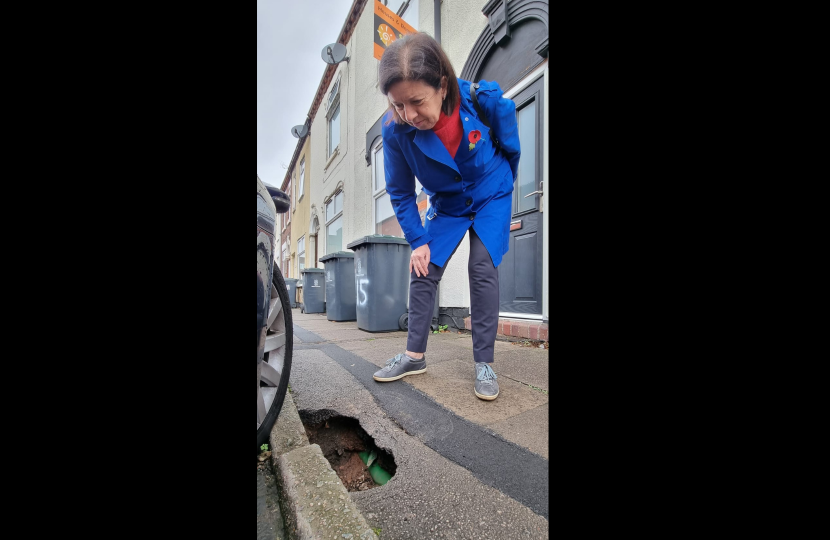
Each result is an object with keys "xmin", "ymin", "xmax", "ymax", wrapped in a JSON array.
[{"xmin": 373, "ymin": 0, "xmax": 417, "ymax": 61}]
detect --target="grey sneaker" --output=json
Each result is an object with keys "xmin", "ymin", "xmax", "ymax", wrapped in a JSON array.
[
  {"xmin": 474, "ymin": 363, "xmax": 499, "ymax": 401},
  {"xmin": 373, "ymin": 353, "xmax": 427, "ymax": 382}
]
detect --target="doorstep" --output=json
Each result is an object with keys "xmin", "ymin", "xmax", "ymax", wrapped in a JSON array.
[{"xmin": 463, "ymin": 316, "xmax": 549, "ymax": 341}]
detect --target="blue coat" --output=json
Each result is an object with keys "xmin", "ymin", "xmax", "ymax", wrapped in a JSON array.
[{"xmin": 382, "ymin": 78, "xmax": 521, "ymax": 268}]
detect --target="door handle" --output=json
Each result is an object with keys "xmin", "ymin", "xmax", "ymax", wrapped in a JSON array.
[{"xmin": 523, "ymin": 181, "xmax": 543, "ymax": 198}]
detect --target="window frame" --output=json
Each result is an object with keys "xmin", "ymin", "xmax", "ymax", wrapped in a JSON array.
[
  {"xmin": 281, "ymin": 240, "xmax": 289, "ymax": 278},
  {"xmin": 297, "ymin": 235, "xmax": 305, "ymax": 275},
  {"xmin": 286, "ymin": 179, "xmax": 291, "ymax": 224},
  {"xmin": 299, "ymin": 159, "xmax": 305, "ymax": 200},
  {"xmin": 328, "ymin": 103, "xmax": 341, "ymax": 158},
  {"xmin": 398, "ymin": 0, "xmax": 419, "ymax": 30},
  {"xmin": 327, "ymin": 76, "xmax": 342, "ymax": 158},
  {"xmin": 325, "ymin": 190, "xmax": 344, "ymax": 254}
]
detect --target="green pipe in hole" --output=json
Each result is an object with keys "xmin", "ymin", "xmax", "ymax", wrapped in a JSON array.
[{"xmin": 358, "ymin": 451, "xmax": 391, "ymax": 486}]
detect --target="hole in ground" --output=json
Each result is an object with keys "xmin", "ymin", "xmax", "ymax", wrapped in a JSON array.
[{"xmin": 299, "ymin": 409, "xmax": 396, "ymax": 492}]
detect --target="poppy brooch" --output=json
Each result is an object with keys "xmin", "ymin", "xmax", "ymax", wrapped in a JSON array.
[{"xmin": 468, "ymin": 130, "xmax": 482, "ymax": 151}]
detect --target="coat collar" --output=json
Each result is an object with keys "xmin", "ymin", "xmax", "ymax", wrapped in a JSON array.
[
  {"xmin": 413, "ymin": 129, "xmax": 460, "ymax": 174},
  {"xmin": 387, "ymin": 111, "xmax": 460, "ymax": 173}
]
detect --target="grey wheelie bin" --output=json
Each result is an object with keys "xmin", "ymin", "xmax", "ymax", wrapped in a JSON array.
[
  {"xmin": 300, "ymin": 268, "xmax": 326, "ymax": 313},
  {"xmin": 346, "ymin": 235, "xmax": 411, "ymax": 332},
  {"xmin": 283, "ymin": 278, "xmax": 298, "ymax": 308},
  {"xmin": 319, "ymin": 251, "xmax": 357, "ymax": 322}
]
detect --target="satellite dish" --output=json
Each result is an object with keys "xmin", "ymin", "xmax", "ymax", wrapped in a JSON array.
[
  {"xmin": 321, "ymin": 43, "xmax": 349, "ymax": 64},
  {"xmin": 291, "ymin": 124, "xmax": 308, "ymax": 138}
]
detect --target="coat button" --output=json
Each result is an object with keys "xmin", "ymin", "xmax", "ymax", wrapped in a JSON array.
[
  {"xmin": 465, "ymin": 199, "xmax": 472, "ymax": 206},
  {"xmin": 455, "ymin": 176, "xmax": 461, "ymax": 182},
  {"xmin": 469, "ymin": 214, "xmax": 475, "ymax": 221}
]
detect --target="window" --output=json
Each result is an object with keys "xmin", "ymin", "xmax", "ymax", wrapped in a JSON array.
[
  {"xmin": 327, "ymin": 77, "xmax": 341, "ymax": 157},
  {"xmin": 399, "ymin": 0, "xmax": 419, "ymax": 30},
  {"xmin": 297, "ymin": 236, "xmax": 305, "ymax": 274},
  {"xmin": 281, "ymin": 241, "xmax": 289, "ymax": 278},
  {"xmin": 383, "ymin": 1, "xmax": 419, "ymax": 29},
  {"xmin": 286, "ymin": 180, "xmax": 291, "ymax": 223},
  {"xmin": 325, "ymin": 191, "xmax": 344, "ymax": 254},
  {"xmin": 299, "ymin": 159, "xmax": 305, "ymax": 199},
  {"xmin": 329, "ymin": 104, "xmax": 341, "ymax": 157},
  {"xmin": 516, "ymin": 100, "xmax": 537, "ymax": 214},
  {"xmin": 371, "ymin": 140, "xmax": 423, "ymax": 236}
]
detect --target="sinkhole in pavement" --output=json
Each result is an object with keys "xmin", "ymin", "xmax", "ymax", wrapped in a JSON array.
[{"xmin": 299, "ymin": 409, "xmax": 396, "ymax": 492}]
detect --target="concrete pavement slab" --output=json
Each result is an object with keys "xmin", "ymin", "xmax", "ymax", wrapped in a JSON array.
[
  {"xmin": 404, "ymin": 359, "xmax": 549, "ymax": 426},
  {"xmin": 293, "ymin": 320, "xmax": 365, "ymax": 334},
  {"xmin": 332, "ymin": 335, "xmax": 403, "ymax": 354},
  {"xmin": 292, "ymin": 311, "xmax": 326, "ymax": 321},
  {"xmin": 299, "ymin": 328, "xmax": 376, "ymax": 343},
  {"xmin": 489, "ymin": 348, "xmax": 549, "ymax": 393},
  {"xmin": 334, "ymin": 336, "xmax": 465, "ymax": 369},
  {"xmin": 332, "ymin": 337, "xmax": 408, "ymax": 367},
  {"xmin": 439, "ymin": 333, "xmax": 549, "ymax": 391},
  {"xmin": 449, "ymin": 336, "xmax": 521, "ymax": 354},
  {"xmin": 487, "ymin": 404, "xmax": 549, "ymax": 459}
]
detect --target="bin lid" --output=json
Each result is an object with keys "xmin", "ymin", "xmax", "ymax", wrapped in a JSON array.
[
  {"xmin": 319, "ymin": 251, "xmax": 355, "ymax": 262},
  {"xmin": 300, "ymin": 267, "xmax": 325, "ymax": 274},
  {"xmin": 347, "ymin": 234, "xmax": 411, "ymax": 250}
]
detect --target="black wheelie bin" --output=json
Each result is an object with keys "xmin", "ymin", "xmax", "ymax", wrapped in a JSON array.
[
  {"xmin": 300, "ymin": 268, "xmax": 326, "ymax": 313},
  {"xmin": 346, "ymin": 235, "xmax": 411, "ymax": 332},
  {"xmin": 283, "ymin": 278, "xmax": 298, "ymax": 308},
  {"xmin": 319, "ymin": 251, "xmax": 357, "ymax": 321}
]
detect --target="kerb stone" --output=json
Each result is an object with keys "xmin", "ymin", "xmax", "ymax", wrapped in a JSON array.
[
  {"xmin": 270, "ymin": 392, "xmax": 310, "ymax": 457},
  {"xmin": 274, "ymin": 444, "xmax": 378, "ymax": 540}
]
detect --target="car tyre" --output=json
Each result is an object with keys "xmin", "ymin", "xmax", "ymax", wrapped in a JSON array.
[{"xmin": 257, "ymin": 264, "xmax": 293, "ymax": 452}]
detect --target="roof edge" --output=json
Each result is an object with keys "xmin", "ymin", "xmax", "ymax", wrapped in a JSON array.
[{"xmin": 281, "ymin": 0, "xmax": 369, "ymax": 189}]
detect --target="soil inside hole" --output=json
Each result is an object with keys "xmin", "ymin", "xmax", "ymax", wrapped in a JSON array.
[{"xmin": 300, "ymin": 412, "xmax": 396, "ymax": 492}]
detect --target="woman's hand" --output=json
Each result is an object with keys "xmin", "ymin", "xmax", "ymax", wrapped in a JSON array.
[{"xmin": 410, "ymin": 244, "xmax": 431, "ymax": 277}]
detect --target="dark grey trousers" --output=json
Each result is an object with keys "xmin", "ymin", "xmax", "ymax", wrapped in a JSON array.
[{"xmin": 406, "ymin": 227, "xmax": 500, "ymax": 363}]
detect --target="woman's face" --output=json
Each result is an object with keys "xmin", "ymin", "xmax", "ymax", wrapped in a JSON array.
[{"xmin": 387, "ymin": 78, "xmax": 447, "ymax": 130}]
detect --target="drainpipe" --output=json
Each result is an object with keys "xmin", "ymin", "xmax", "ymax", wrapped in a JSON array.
[{"xmin": 434, "ymin": 0, "xmax": 441, "ymax": 44}]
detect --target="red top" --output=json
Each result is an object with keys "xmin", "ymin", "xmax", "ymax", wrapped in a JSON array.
[{"xmin": 432, "ymin": 101, "xmax": 462, "ymax": 159}]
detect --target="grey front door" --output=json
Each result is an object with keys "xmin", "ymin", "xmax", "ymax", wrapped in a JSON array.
[{"xmin": 499, "ymin": 76, "xmax": 544, "ymax": 316}]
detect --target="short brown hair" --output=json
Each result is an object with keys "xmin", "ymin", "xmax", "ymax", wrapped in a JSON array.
[{"xmin": 378, "ymin": 32, "xmax": 460, "ymax": 125}]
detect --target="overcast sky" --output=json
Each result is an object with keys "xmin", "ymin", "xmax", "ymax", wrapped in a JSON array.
[
  {"xmin": 256, "ymin": 0, "xmax": 355, "ymax": 188},
  {"xmin": 257, "ymin": 0, "xmax": 413, "ymax": 189}
]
